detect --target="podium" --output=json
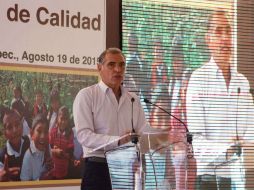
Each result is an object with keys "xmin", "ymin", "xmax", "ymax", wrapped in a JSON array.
[
  {"xmin": 103, "ymin": 131, "xmax": 191, "ymax": 190},
  {"xmin": 212, "ymin": 142, "xmax": 254, "ymax": 190}
]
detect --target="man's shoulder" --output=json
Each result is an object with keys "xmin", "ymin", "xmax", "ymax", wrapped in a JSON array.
[
  {"xmin": 76, "ymin": 84, "xmax": 99, "ymax": 98},
  {"xmin": 126, "ymin": 91, "xmax": 139, "ymax": 99},
  {"xmin": 74, "ymin": 83, "xmax": 104, "ymax": 109},
  {"xmin": 191, "ymin": 62, "xmax": 211, "ymax": 76},
  {"xmin": 235, "ymin": 72, "xmax": 248, "ymax": 81},
  {"xmin": 234, "ymin": 72, "xmax": 250, "ymax": 89},
  {"xmin": 79, "ymin": 83, "xmax": 98, "ymax": 92}
]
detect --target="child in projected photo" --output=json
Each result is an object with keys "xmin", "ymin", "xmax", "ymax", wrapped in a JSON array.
[
  {"xmin": 11, "ymin": 86, "xmax": 32, "ymax": 127},
  {"xmin": 0, "ymin": 109, "xmax": 30, "ymax": 181},
  {"xmin": 11, "ymin": 99, "xmax": 31, "ymax": 137},
  {"xmin": 47, "ymin": 89, "xmax": 61, "ymax": 133},
  {"xmin": 49, "ymin": 106, "xmax": 74, "ymax": 179},
  {"xmin": 20, "ymin": 114, "xmax": 53, "ymax": 181},
  {"xmin": 33, "ymin": 89, "xmax": 47, "ymax": 118},
  {"xmin": 149, "ymin": 37, "xmax": 170, "ymax": 129},
  {"xmin": 167, "ymin": 35, "xmax": 197, "ymax": 190},
  {"xmin": 150, "ymin": 37, "xmax": 169, "ymax": 108},
  {"xmin": 169, "ymin": 69, "xmax": 197, "ymax": 190}
]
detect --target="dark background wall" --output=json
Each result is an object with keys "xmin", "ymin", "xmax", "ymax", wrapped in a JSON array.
[
  {"xmin": 106, "ymin": 0, "xmax": 121, "ymax": 48},
  {"xmin": 237, "ymin": 0, "xmax": 254, "ymax": 90}
]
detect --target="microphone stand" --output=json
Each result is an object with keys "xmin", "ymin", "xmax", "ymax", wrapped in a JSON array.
[
  {"xmin": 145, "ymin": 98, "xmax": 193, "ymax": 190},
  {"xmin": 144, "ymin": 98, "xmax": 192, "ymax": 145},
  {"xmin": 234, "ymin": 87, "xmax": 242, "ymax": 157},
  {"xmin": 131, "ymin": 97, "xmax": 139, "ymax": 144},
  {"xmin": 130, "ymin": 97, "xmax": 145, "ymax": 190}
]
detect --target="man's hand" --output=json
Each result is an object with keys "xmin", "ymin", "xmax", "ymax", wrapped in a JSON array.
[
  {"xmin": 226, "ymin": 137, "xmax": 243, "ymax": 160},
  {"xmin": 118, "ymin": 132, "xmax": 132, "ymax": 146},
  {"xmin": 226, "ymin": 144, "xmax": 241, "ymax": 160}
]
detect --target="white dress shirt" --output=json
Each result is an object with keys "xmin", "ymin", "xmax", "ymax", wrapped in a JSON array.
[
  {"xmin": 186, "ymin": 57, "xmax": 254, "ymax": 175},
  {"xmin": 73, "ymin": 80, "xmax": 148, "ymax": 158}
]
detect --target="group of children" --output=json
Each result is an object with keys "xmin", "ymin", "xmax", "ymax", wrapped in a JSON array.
[{"xmin": 0, "ymin": 87, "xmax": 83, "ymax": 181}]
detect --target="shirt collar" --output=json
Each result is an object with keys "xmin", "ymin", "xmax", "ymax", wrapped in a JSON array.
[
  {"xmin": 6, "ymin": 138, "xmax": 24, "ymax": 157},
  {"xmin": 30, "ymin": 140, "xmax": 44, "ymax": 154},
  {"xmin": 208, "ymin": 57, "xmax": 236, "ymax": 78},
  {"xmin": 98, "ymin": 80, "xmax": 127, "ymax": 96},
  {"xmin": 99, "ymin": 80, "xmax": 109, "ymax": 93}
]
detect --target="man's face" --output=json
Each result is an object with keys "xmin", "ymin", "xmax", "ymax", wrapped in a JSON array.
[
  {"xmin": 207, "ymin": 13, "xmax": 232, "ymax": 65},
  {"xmin": 98, "ymin": 53, "xmax": 125, "ymax": 90}
]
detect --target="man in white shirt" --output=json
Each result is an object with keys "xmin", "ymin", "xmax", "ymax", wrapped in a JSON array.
[
  {"xmin": 73, "ymin": 48, "xmax": 148, "ymax": 190},
  {"xmin": 186, "ymin": 10, "xmax": 254, "ymax": 188}
]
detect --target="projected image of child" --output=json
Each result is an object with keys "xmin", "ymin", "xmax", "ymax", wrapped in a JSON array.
[
  {"xmin": 149, "ymin": 37, "xmax": 170, "ymax": 129},
  {"xmin": 0, "ymin": 109, "xmax": 30, "ymax": 181},
  {"xmin": 49, "ymin": 106, "xmax": 74, "ymax": 179},
  {"xmin": 20, "ymin": 114, "xmax": 52, "ymax": 181}
]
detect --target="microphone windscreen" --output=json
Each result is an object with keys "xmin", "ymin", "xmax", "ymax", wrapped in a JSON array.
[
  {"xmin": 238, "ymin": 87, "xmax": 241, "ymax": 94},
  {"xmin": 144, "ymin": 98, "xmax": 149, "ymax": 103}
]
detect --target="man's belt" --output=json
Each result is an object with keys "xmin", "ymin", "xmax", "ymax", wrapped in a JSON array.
[{"xmin": 85, "ymin": 156, "xmax": 107, "ymax": 163}]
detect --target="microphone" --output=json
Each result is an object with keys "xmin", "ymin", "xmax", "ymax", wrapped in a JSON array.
[
  {"xmin": 131, "ymin": 97, "xmax": 138, "ymax": 144},
  {"xmin": 130, "ymin": 97, "xmax": 141, "ymax": 162},
  {"xmin": 144, "ymin": 98, "xmax": 192, "ymax": 144},
  {"xmin": 235, "ymin": 87, "xmax": 241, "ymax": 157}
]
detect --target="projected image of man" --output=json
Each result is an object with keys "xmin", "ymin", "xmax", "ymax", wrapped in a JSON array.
[{"xmin": 186, "ymin": 10, "xmax": 254, "ymax": 189}]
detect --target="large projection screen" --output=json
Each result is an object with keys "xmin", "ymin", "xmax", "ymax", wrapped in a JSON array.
[{"xmin": 122, "ymin": 0, "xmax": 254, "ymax": 189}]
